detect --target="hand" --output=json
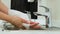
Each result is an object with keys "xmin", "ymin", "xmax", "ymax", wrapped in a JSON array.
[
  {"xmin": 10, "ymin": 16, "xmax": 27, "ymax": 29},
  {"xmin": 21, "ymin": 19, "xmax": 42, "ymax": 30},
  {"xmin": 11, "ymin": 16, "xmax": 42, "ymax": 30},
  {"xmin": 30, "ymin": 21, "xmax": 42, "ymax": 30}
]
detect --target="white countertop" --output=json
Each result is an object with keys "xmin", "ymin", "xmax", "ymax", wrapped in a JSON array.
[
  {"xmin": 0, "ymin": 27, "xmax": 60, "ymax": 34},
  {"xmin": 0, "ymin": 30, "xmax": 60, "ymax": 34}
]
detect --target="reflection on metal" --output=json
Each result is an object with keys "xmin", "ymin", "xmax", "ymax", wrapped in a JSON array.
[
  {"xmin": 34, "ymin": 6, "xmax": 50, "ymax": 28},
  {"xmin": 34, "ymin": 12, "xmax": 49, "ymax": 28},
  {"xmin": 39, "ymin": 6, "xmax": 49, "ymax": 12},
  {"xmin": 28, "ymin": 0, "xmax": 34, "ymax": 2}
]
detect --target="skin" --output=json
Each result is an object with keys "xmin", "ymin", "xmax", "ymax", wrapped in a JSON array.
[
  {"xmin": 0, "ymin": 0, "xmax": 8, "ymax": 14},
  {"xmin": 0, "ymin": 0, "xmax": 41, "ymax": 30},
  {"xmin": 0, "ymin": 0, "xmax": 23, "ymax": 29}
]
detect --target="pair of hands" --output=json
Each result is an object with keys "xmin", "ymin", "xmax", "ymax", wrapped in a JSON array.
[{"xmin": 12, "ymin": 16, "xmax": 41, "ymax": 30}]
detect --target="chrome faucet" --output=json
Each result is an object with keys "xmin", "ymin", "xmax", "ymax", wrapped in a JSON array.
[
  {"xmin": 39, "ymin": 6, "xmax": 49, "ymax": 12},
  {"xmin": 34, "ymin": 5, "xmax": 50, "ymax": 28}
]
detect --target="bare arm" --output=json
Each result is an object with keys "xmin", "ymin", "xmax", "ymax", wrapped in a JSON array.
[
  {"xmin": 0, "ymin": 0, "xmax": 26, "ymax": 29},
  {"xmin": 0, "ymin": 11, "xmax": 24, "ymax": 29},
  {"xmin": 0, "ymin": 0, "xmax": 8, "ymax": 14}
]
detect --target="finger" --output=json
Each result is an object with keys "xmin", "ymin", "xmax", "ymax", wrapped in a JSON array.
[
  {"xmin": 31, "ymin": 25, "xmax": 42, "ymax": 29},
  {"xmin": 30, "ymin": 21, "xmax": 39, "ymax": 24},
  {"xmin": 30, "ymin": 23, "xmax": 39, "ymax": 27},
  {"xmin": 21, "ymin": 26, "xmax": 27, "ymax": 30},
  {"xmin": 25, "ymin": 21, "xmax": 30, "ymax": 24},
  {"xmin": 33, "ymin": 25, "xmax": 41, "ymax": 28}
]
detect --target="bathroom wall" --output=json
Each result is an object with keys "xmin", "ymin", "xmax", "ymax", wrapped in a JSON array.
[{"xmin": 46, "ymin": 0, "xmax": 60, "ymax": 27}]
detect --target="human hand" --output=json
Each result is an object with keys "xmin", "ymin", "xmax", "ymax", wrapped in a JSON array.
[
  {"xmin": 11, "ymin": 16, "xmax": 42, "ymax": 30},
  {"xmin": 29, "ymin": 21, "xmax": 42, "ymax": 30}
]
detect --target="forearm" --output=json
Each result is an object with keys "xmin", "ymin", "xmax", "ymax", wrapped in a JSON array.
[
  {"xmin": 0, "ymin": 11, "xmax": 23, "ymax": 28},
  {"xmin": 0, "ymin": 1, "xmax": 8, "ymax": 14}
]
